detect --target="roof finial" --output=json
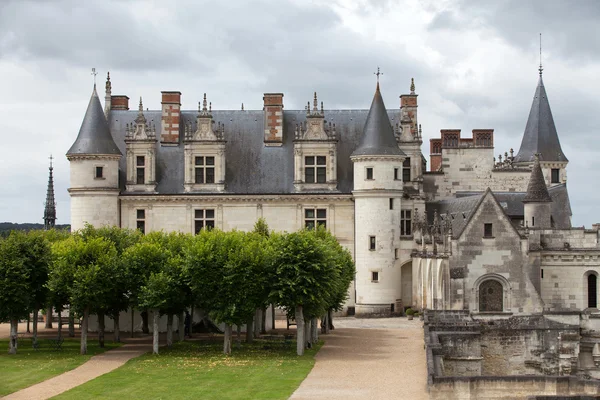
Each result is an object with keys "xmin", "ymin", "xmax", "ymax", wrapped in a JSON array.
[
  {"xmin": 313, "ymin": 92, "xmax": 318, "ymax": 111},
  {"xmin": 539, "ymin": 33, "xmax": 543, "ymax": 77},
  {"xmin": 410, "ymin": 77, "xmax": 415, "ymax": 94},
  {"xmin": 138, "ymin": 96, "xmax": 143, "ymax": 113},
  {"xmin": 202, "ymin": 93, "xmax": 207, "ymax": 112},
  {"xmin": 105, "ymin": 72, "xmax": 111, "ymax": 92},
  {"xmin": 374, "ymin": 66, "xmax": 382, "ymax": 89},
  {"xmin": 91, "ymin": 67, "xmax": 98, "ymax": 90},
  {"xmin": 49, "ymin": 154, "xmax": 54, "ymax": 170},
  {"xmin": 241, "ymin": 103, "xmax": 244, "ymax": 111}
]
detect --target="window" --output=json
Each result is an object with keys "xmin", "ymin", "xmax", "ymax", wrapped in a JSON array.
[
  {"xmin": 401, "ymin": 210, "xmax": 412, "ymax": 236},
  {"xmin": 403, "ymin": 158, "xmax": 411, "ymax": 182},
  {"xmin": 95, "ymin": 166, "xmax": 103, "ymax": 179},
  {"xmin": 136, "ymin": 156, "xmax": 145, "ymax": 184},
  {"xmin": 389, "ymin": 198, "xmax": 394, "ymax": 210},
  {"xmin": 369, "ymin": 236, "xmax": 376, "ymax": 251},
  {"xmin": 371, "ymin": 271, "xmax": 379, "ymax": 283},
  {"xmin": 366, "ymin": 167, "xmax": 374, "ymax": 180},
  {"xmin": 305, "ymin": 208, "xmax": 327, "ymax": 229},
  {"xmin": 136, "ymin": 209, "xmax": 145, "ymax": 235},
  {"xmin": 589, "ymin": 274, "xmax": 598, "ymax": 308},
  {"xmin": 194, "ymin": 209, "xmax": 215, "ymax": 234},
  {"xmin": 394, "ymin": 248, "xmax": 399, "ymax": 259},
  {"xmin": 479, "ymin": 280, "xmax": 503, "ymax": 312},
  {"xmin": 305, "ymin": 156, "xmax": 327, "ymax": 183},
  {"xmin": 484, "ymin": 223, "xmax": 493, "ymax": 238},
  {"xmin": 194, "ymin": 156, "xmax": 215, "ymax": 184},
  {"xmin": 532, "ymin": 217, "xmax": 535, "ymax": 227},
  {"xmin": 394, "ymin": 168, "xmax": 399, "ymax": 180},
  {"xmin": 551, "ymin": 168, "xmax": 560, "ymax": 184}
]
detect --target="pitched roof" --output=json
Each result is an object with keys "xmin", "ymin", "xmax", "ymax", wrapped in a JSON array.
[
  {"xmin": 67, "ymin": 86, "xmax": 122, "ymax": 156},
  {"xmin": 514, "ymin": 76, "xmax": 568, "ymax": 163},
  {"xmin": 523, "ymin": 155, "xmax": 552, "ymax": 203},
  {"xmin": 351, "ymin": 84, "xmax": 405, "ymax": 157}
]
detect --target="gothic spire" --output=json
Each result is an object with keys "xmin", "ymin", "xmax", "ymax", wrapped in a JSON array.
[
  {"xmin": 44, "ymin": 155, "xmax": 56, "ymax": 230},
  {"xmin": 523, "ymin": 154, "xmax": 552, "ymax": 203},
  {"xmin": 352, "ymin": 81, "xmax": 405, "ymax": 157}
]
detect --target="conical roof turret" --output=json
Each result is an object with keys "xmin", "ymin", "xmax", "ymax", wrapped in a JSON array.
[
  {"xmin": 523, "ymin": 154, "xmax": 552, "ymax": 203},
  {"xmin": 352, "ymin": 83, "xmax": 404, "ymax": 157},
  {"xmin": 67, "ymin": 86, "xmax": 121, "ymax": 156},
  {"xmin": 515, "ymin": 75, "xmax": 567, "ymax": 163}
]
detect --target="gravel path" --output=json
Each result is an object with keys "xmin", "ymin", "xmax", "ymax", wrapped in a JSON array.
[
  {"xmin": 2, "ymin": 341, "xmax": 152, "ymax": 400},
  {"xmin": 289, "ymin": 317, "xmax": 428, "ymax": 400}
]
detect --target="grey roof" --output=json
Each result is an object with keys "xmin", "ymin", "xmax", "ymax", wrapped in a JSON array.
[
  {"xmin": 523, "ymin": 156, "xmax": 552, "ymax": 203},
  {"xmin": 109, "ymin": 107, "xmax": 406, "ymax": 195},
  {"xmin": 351, "ymin": 84, "xmax": 405, "ymax": 157},
  {"xmin": 453, "ymin": 184, "xmax": 572, "ymax": 229},
  {"xmin": 514, "ymin": 76, "xmax": 568, "ymax": 163},
  {"xmin": 426, "ymin": 194, "xmax": 484, "ymax": 237},
  {"xmin": 67, "ymin": 87, "xmax": 122, "ymax": 156}
]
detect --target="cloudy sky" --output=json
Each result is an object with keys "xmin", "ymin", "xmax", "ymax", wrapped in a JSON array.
[{"xmin": 0, "ymin": 0, "xmax": 599, "ymax": 226}]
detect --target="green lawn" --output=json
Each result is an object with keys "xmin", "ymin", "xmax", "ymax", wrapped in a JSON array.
[
  {"xmin": 0, "ymin": 338, "xmax": 121, "ymax": 396},
  {"xmin": 54, "ymin": 339, "xmax": 321, "ymax": 400}
]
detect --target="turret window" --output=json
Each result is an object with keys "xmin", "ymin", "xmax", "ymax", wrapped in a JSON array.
[
  {"xmin": 305, "ymin": 208, "xmax": 327, "ymax": 229},
  {"xmin": 136, "ymin": 156, "xmax": 145, "ymax": 184},
  {"xmin": 403, "ymin": 158, "xmax": 411, "ymax": 182},
  {"xmin": 371, "ymin": 271, "xmax": 379, "ymax": 283},
  {"xmin": 366, "ymin": 167, "xmax": 374, "ymax": 180},
  {"xmin": 369, "ymin": 236, "xmax": 376, "ymax": 251},
  {"xmin": 95, "ymin": 166, "xmax": 104, "ymax": 179},
  {"xmin": 551, "ymin": 168, "xmax": 560, "ymax": 184},
  {"xmin": 305, "ymin": 156, "xmax": 326, "ymax": 183},
  {"xmin": 194, "ymin": 209, "xmax": 215, "ymax": 234},
  {"xmin": 394, "ymin": 168, "xmax": 399, "ymax": 180},
  {"xmin": 195, "ymin": 156, "xmax": 215, "ymax": 184}
]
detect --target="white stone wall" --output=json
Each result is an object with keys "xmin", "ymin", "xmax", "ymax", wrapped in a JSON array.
[
  {"xmin": 540, "ymin": 229, "xmax": 600, "ymax": 250},
  {"xmin": 70, "ymin": 191, "xmax": 120, "ymax": 231},
  {"xmin": 540, "ymin": 256, "xmax": 600, "ymax": 310},
  {"xmin": 69, "ymin": 158, "xmax": 119, "ymax": 189}
]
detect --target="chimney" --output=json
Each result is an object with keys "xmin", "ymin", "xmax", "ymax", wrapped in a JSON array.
[
  {"xmin": 161, "ymin": 91, "xmax": 181, "ymax": 145},
  {"xmin": 111, "ymin": 95, "xmax": 130, "ymax": 110},
  {"xmin": 263, "ymin": 93, "xmax": 284, "ymax": 146}
]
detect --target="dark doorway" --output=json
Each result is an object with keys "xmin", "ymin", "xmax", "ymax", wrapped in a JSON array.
[
  {"xmin": 479, "ymin": 280, "xmax": 503, "ymax": 312},
  {"xmin": 588, "ymin": 274, "xmax": 597, "ymax": 308}
]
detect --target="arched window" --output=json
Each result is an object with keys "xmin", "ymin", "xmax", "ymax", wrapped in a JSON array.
[
  {"xmin": 588, "ymin": 274, "xmax": 597, "ymax": 308},
  {"xmin": 479, "ymin": 280, "xmax": 503, "ymax": 312}
]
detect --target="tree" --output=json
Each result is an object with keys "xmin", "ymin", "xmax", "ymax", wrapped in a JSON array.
[
  {"xmin": 0, "ymin": 234, "xmax": 31, "ymax": 354},
  {"xmin": 268, "ymin": 230, "xmax": 339, "ymax": 355},
  {"xmin": 41, "ymin": 229, "xmax": 71, "ymax": 338}
]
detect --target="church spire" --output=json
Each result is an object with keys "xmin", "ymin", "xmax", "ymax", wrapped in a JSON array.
[{"xmin": 44, "ymin": 155, "xmax": 56, "ymax": 230}]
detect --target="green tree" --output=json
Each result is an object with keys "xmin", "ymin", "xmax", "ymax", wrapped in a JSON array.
[{"xmin": 0, "ymin": 234, "xmax": 31, "ymax": 354}]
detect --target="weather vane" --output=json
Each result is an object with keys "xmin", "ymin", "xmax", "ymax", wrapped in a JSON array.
[
  {"xmin": 374, "ymin": 66, "xmax": 383, "ymax": 84},
  {"xmin": 538, "ymin": 33, "xmax": 543, "ymax": 76},
  {"xmin": 91, "ymin": 67, "xmax": 98, "ymax": 86},
  {"xmin": 49, "ymin": 154, "xmax": 53, "ymax": 168}
]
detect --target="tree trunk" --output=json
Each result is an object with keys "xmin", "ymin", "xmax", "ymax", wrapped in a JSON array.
[
  {"xmin": 114, "ymin": 314, "xmax": 120, "ymax": 343},
  {"xmin": 142, "ymin": 310, "xmax": 149, "ymax": 334},
  {"xmin": 236, "ymin": 325, "xmax": 241, "ymax": 349},
  {"xmin": 178, "ymin": 312, "xmax": 185, "ymax": 342},
  {"xmin": 8, "ymin": 318, "xmax": 18, "ymax": 354},
  {"xmin": 152, "ymin": 309, "xmax": 159, "ymax": 355},
  {"xmin": 261, "ymin": 307, "xmax": 267, "ymax": 334},
  {"xmin": 246, "ymin": 317, "xmax": 253, "ymax": 343},
  {"xmin": 223, "ymin": 324, "xmax": 232, "ymax": 355},
  {"xmin": 254, "ymin": 309, "xmax": 261, "ymax": 337},
  {"xmin": 328, "ymin": 309, "xmax": 334, "ymax": 331},
  {"xmin": 131, "ymin": 308, "xmax": 135, "ymax": 338},
  {"xmin": 296, "ymin": 306, "xmax": 304, "ymax": 356},
  {"xmin": 271, "ymin": 304, "xmax": 276, "ymax": 331},
  {"xmin": 33, "ymin": 308, "xmax": 39, "ymax": 341},
  {"xmin": 27, "ymin": 315, "xmax": 30, "ymax": 333},
  {"xmin": 311, "ymin": 317, "xmax": 318, "ymax": 343},
  {"xmin": 166, "ymin": 314, "xmax": 173, "ymax": 348},
  {"xmin": 81, "ymin": 307, "xmax": 89, "ymax": 355},
  {"xmin": 98, "ymin": 311, "xmax": 105, "ymax": 348},
  {"xmin": 305, "ymin": 319, "xmax": 311, "ymax": 349},
  {"xmin": 321, "ymin": 314, "xmax": 327, "ymax": 334},
  {"xmin": 57, "ymin": 309, "xmax": 63, "ymax": 340},
  {"xmin": 45, "ymin": 306, "xmax": 53, "ymax": 328},
  {"xmin": 189, "ymin": 305, "xmax": 194, "ymax": 338},
  {"xmin": 68, "ymin": 309, "xmax": 75, "ymax": 337}
]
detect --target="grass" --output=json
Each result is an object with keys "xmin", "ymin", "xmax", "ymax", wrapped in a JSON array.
[
  {"xmin": 0, "ymin": 338, "xmax": 121, "ymax": 396},
  {"xmin": 54, "ymin": 338, "xmax": 322, "ymax": 400}
]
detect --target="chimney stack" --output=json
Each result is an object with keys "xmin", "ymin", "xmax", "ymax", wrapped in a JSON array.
[
  {"xmin": 111, "ymin": 95, "xmax": 130, "ymax": 110},
  {"xmin": 263, "ymin": 93, "xmax": 284, "ymax": 146},
  {"xmin": 161, "ymin": 91, "xmax": 181, "ymax": 145}
]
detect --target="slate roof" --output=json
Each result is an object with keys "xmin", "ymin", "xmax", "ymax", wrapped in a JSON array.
[
  {"xmin": 109, "ymin": 107, "xmax": 406, "ymax": 195},
  {"xmin": 67, "ymin": 87, "xmax": 122, "ymax": 156},
  {"xmin": 514, "ymin": 76, "xmax": 568, "ymax": 163},
  {"xmin": 523, "ymin": 155, "xmax": 552, "ymax": 203},
  {"xmin": 426, "ymin": 194, "xmax": 484, "ymax": 237},
  {"xmin": 351, "ymin": 84, "xmax": 405, "ymax": 157}
]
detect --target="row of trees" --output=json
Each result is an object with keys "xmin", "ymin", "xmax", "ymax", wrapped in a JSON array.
[{"xmin": 0, "ymin": 220, "xmax": 355, "ymax": 356}]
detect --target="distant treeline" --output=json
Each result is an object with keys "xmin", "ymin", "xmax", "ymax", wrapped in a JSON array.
[{"xmin": 0, "ymin": 222, "xmax": 71, "ymax": 237}]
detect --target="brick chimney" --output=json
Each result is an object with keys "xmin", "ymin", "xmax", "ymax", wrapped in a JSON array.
[
  {"xmin": 161, "ymin": 91, "xmax": 181, "ymax": 145},
  {"xmin": 263, "ymin": 93, "xmax": 284, "ymax": 146},
  {"xmin": 111, "ymin": 95, "xmax": 129, "ymax": 110}
]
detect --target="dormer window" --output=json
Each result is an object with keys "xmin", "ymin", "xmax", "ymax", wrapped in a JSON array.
[
  {"xmin": 305, "ymin": 156, "xmax": 326, "ymax": 183},
  {"xmin": 136, "ymin": 156, "xmax": 145, "ymax": 184},
  {"xmin": 403, "ymin": 158, "xmax": 411, "ymax": 182},
  {"xmin": 124, "ymin": 97, "xmax": 158, "ymax": 192},
  {"xmin": 195, "ymin": 156, "xmax": 215, "ymax": 184}
]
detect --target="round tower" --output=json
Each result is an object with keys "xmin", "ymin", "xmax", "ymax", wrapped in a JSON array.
[
  {"xmin": 351, "ymin": 81, "xmax": 406, "ymax": 315},
  {"xmin": 523, "ymin": 154, "xmax": 553, "ymax": 229},
  {"xmin": 66, "ymin": 83, "xmax": 122, "ymax": 231}
]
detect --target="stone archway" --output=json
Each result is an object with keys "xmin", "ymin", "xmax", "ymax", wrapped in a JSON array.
[
  {"xmin": 400, "ymin": 262, "xmax": 412, "ymax": 310},
  {"xmin": 479, "ymin": 280, "xmax": 503, "ymax": 312}
]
